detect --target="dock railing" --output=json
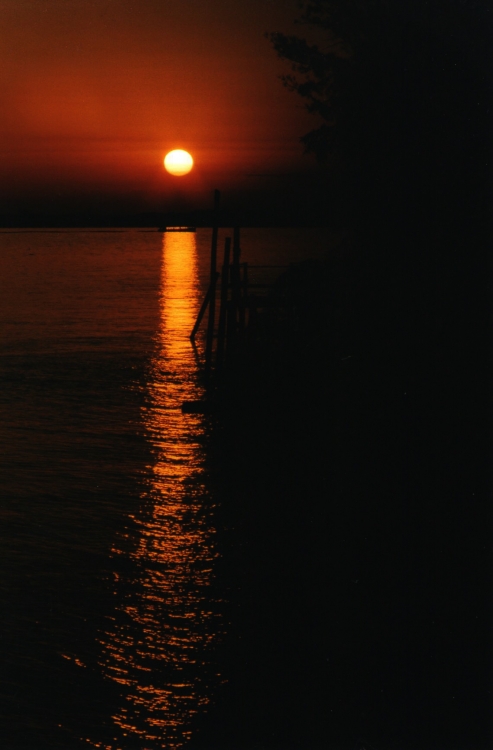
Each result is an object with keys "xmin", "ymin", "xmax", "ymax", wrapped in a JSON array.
[{"xmin": 190, "ymin": 228, "xmax": 289, "ymax": 377}]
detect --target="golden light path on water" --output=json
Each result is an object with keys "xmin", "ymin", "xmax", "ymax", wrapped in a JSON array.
[{"xmin": 88, "ymin": 232, "xmax": 223, "ymax": 749}]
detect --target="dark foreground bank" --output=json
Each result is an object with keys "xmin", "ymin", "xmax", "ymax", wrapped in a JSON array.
[{"xmin": 188, "ymin": 245, "xmax": 491, "ymax": 750}]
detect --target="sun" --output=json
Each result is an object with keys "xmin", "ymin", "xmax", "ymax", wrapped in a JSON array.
[{"xmin": 164, "ymin": 149, "xmax": 194, "ymax": 176}]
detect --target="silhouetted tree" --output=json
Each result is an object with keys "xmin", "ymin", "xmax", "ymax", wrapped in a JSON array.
[
  {"xmin": 267, "ymin": 0, "xmax": 397, "ymax": 166},
  {"xmin": 267, "ymin": 0, "xmax": 489, "ymax": 236},
  {"xmin": 267, "ymin": 11, "xmax": 491, "ymax": 750},
  {"xmin": 268, "ymin": 0, "xmax": 490, "ymax": 372},
  {"xmin": 273, "ymin": 0, "xmax": 489, "ymax": 691}
]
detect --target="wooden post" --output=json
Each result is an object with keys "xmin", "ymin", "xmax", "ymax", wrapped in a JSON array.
[
  {"xmin": 233, "ymin": 226, "xmax": 241, "ymax": 265},
  {"xmin": 229, "ymin": 226, "xmax": 241, "ymax": 346},
  {"xmin": 216, "ymin": 236, "xmax": 231, "ymax": 370},
  {"xmin": 239, "ymin": 261, "xmax": 248, "ymax": 336},
  {"xmin": 190, "ymin": 272, "xmax": 220, "ymax": 341},
  {"xmin": 205, "ymin": 189, "xmax": 220, "ymax": 374}
]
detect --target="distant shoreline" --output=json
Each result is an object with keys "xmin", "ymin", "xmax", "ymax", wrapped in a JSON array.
[
  {"xmin": 0, "ymin": 223, "xmax": 338, "ymax": 231},
  {"xmin": 0, "ymin": 220, "xmax": 342, "ymax": 230},
  {"xmin": 0, "ymin": 203, "xmax": 351, "ymax": 231}
]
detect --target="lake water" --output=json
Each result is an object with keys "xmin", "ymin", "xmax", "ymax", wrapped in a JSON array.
[{"xmin": 0, "ymin": 227, "xmax": 335, "ymax": 749}]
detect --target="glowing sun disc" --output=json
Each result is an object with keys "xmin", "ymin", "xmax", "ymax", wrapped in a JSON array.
[{"xmin": 164, "ymin": 149, "xmax": 194, "ymax": 176}]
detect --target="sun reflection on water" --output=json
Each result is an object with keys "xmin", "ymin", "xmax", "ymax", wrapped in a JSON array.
[{"xmin": 89, "ymin": 233, "xmax": 223, "ymax": 749}]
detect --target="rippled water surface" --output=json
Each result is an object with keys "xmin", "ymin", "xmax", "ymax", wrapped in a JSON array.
[{"xmin": 0, "ymin": 227, "xmax": 332, "ymax": 748}]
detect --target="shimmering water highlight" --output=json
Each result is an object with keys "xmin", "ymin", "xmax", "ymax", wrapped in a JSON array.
[{"xmin": 89, "ymin": 233, "xmax": 223, "ymax": 748}]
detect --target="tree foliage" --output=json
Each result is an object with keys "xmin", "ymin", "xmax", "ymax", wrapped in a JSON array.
[
  {"xmin": 267, "ymin": 0, "xmax": 488, "ymax": 238},
  {"xmin": 267, "ymin": 0, "xmax": 400, "ymax": 164}
]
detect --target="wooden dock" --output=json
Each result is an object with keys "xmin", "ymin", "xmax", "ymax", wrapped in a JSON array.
[
  {"xmin": 189, "ymin": 233, "xmax": 288, "ymax": 373},
  {"xmin": 183, "ymin": 191, "xmax": 290, "ymax": 412}
]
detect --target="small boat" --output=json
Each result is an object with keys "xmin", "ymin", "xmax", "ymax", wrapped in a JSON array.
[{"xmin": 158, "ymin": 226, "xmax": 196, "ymax": 232}]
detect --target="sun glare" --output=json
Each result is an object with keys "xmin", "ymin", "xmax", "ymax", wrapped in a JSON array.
[{"xmin": 164, "ymin": 149, "xmax": 194, "ymax": 176}]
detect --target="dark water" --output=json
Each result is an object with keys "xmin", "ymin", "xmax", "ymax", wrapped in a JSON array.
[{"xmin": 0, "ymin": 228, "xmax": 333, "ymax": 749}]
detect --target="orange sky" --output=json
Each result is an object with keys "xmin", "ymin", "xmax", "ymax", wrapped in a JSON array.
[{"xmin": 0, "ymin": 0, "xmax": 325, "ymax": 220}]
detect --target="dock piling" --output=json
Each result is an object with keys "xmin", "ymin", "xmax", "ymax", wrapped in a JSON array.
[
  {"xmin": 216, "ymin": 236, "xmax": 231, "ymax": 370},
  {"xmin": 205, "ymin": 189, "xmax": 220, "ymax": 375}
]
